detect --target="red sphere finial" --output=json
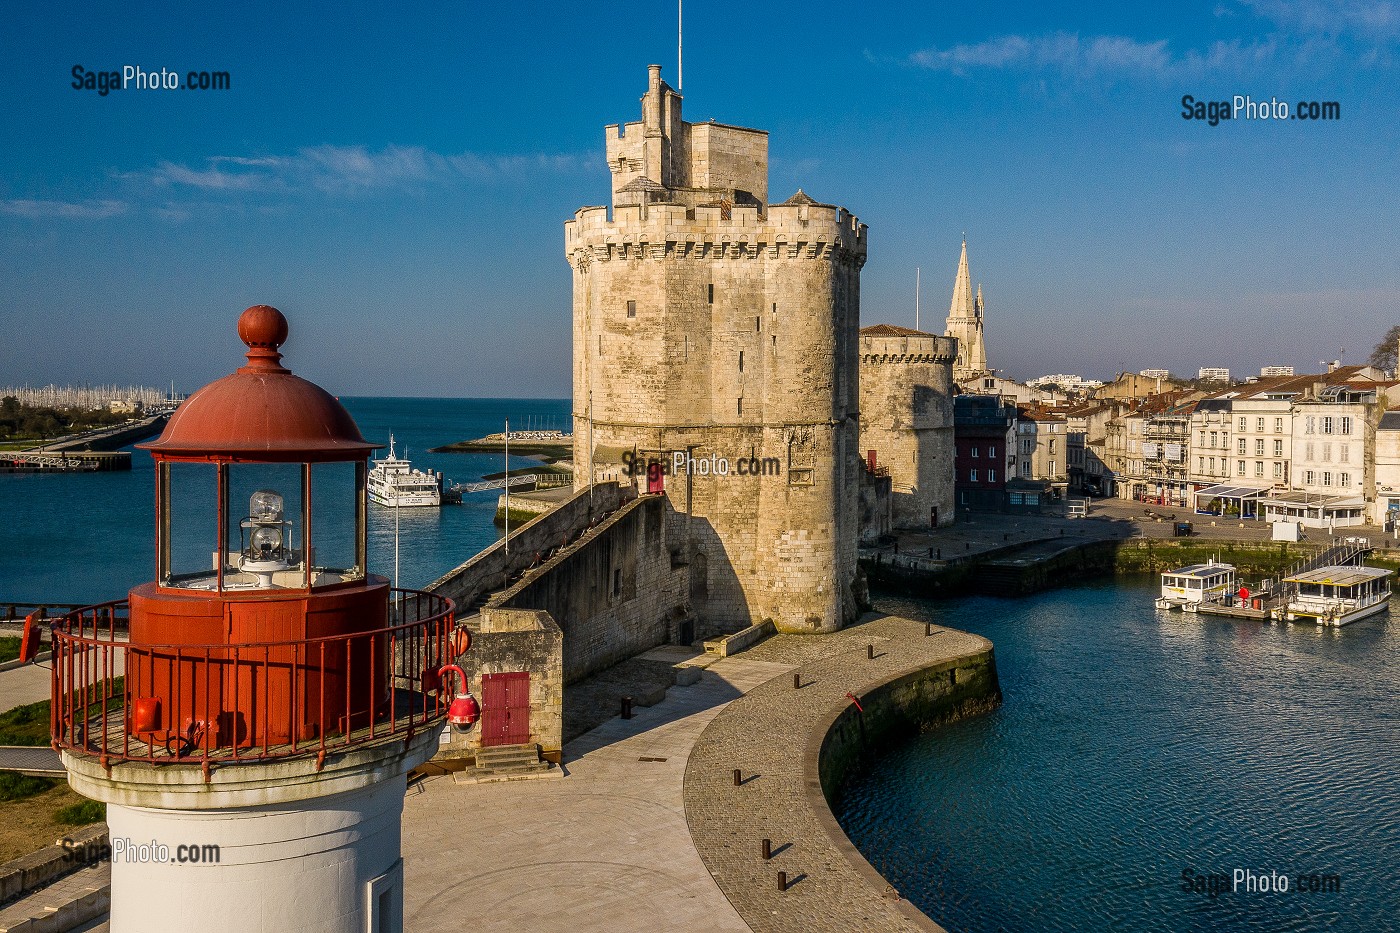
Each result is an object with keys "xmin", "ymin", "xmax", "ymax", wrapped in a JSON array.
[{"xmin": 238, "ymin": 305, "xmax": 288, "ymax": 350}]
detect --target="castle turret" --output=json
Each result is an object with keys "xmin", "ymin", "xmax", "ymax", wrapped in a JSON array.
[
  {"xmin": 51, "ymin": 307, "xmax": 464, "ymax": 933},
  {"xmin": 858, "ymin": 325, "xmax": 959, "ymax": 528},
  {"xmin": 567, "ymin": 66, "xmax": 866, "ymax": 634},
  {"xmin": 945, "ymin": 238, "xmax": 988, "ymax": 379}
]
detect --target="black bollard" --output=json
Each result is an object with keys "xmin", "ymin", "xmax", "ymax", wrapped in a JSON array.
[
  {"xmin": 621, "ymin": 696, "xmax": 633, "ymax": 719},
  {"xmin": 793, "ymin": 672, "xmax": 801, "ymax": 690},
  {"xmin": 778, "ymin": 871, "xmax": 788, "ymax": 892},
  {"xmin": 936, "ymin": 548, "xmax": 941, "ymax": 559},
  {"xmin": 925, "ymin": 623, "xmax": 933, "ymax": 636},
  {"xmin": 867, "ymin": 644, "xmax": 875, "ymax": 660},
  {"xmin": 928, "ymin": 546, "xmax": 934, "ymax": 558},
  {"xmin": 733, "ymin": 768, "xmax": 742, "ymax": 787},
  {"xmin": 762, "ymin": 838, "xmax": 772, "ymax": 860}
]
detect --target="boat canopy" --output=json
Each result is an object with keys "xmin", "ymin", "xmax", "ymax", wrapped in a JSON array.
[{"xmin": 1283, "ymin": 565, "xmax": 1391, "ymax": 587}]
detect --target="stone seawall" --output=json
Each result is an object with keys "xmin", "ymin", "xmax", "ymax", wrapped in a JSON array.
[
  {"xmin": 815, "ymin": 648, "xmax": 1001, "ymax": 812},
  {"xmin": 683, "ymin": 616, "xmax": 999, "ymax": 932},
  {"xmin": 864, "ymin": 536, "xmax": 1400, "ymax": 598}
]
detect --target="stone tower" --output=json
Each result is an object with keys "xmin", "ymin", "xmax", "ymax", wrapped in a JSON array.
[
  {"xmin": 565, "ymin": 65, "xmax": 867, "ymax": 634},
  {"xmin": 945, "ymin": 238, "xmax": 987, "ymax": 379},
  {"xmin": 858, "ymin": 324, "xmax": 958, "ymax": 528}
]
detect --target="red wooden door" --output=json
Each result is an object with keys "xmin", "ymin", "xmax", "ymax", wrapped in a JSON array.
[{"xmin": 480, "ymin": 671, "xmax": 530, "ymax": 746}]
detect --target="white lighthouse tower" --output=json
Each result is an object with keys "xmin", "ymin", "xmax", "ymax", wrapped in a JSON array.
[{"xmin": 50, "ymin": 306, "xmax": 468, "ymax": 933}]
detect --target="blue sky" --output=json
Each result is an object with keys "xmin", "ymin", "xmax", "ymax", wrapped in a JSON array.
[{"xmin": 2, "ymin": 1, "xmax": 1397, "ymax": 396}]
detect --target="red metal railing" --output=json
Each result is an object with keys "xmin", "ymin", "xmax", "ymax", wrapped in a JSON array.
[{"xmin": 51, "ymin": 590, "xmax": 455, "ymax": 769}]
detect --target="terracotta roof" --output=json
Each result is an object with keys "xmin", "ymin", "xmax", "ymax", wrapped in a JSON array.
[{"xmin": 860, "ymin": 323, "xmax": 940, "ymax": 338}]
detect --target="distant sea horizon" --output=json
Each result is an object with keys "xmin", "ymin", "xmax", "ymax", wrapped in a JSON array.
[{"xmin": 0, "ymin": 396, "xmax": 572, "ymax": 605}]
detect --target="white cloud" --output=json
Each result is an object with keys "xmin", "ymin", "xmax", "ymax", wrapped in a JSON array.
[
  {"xmin": 1241, "ymin": 0, "xmax": 1400, "ymax": 41},
  {"xmin": 0, "ymin": 198, "xmax": 127, "ymax": 219},
  {"xmin": 142, "ymin": 144, "xmax": 596, "ymax": 195},
  {"xmin": 909, "ymin": 32, "xmax": 1278, "ymax": 79}
]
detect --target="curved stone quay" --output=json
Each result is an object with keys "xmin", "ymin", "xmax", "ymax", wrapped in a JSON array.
[
  {"xmin": 401, "ymin": 616, "xmax": 997, "ymax": 933},
  {"xmin": 684, "ymin": 615, "xmax": 998, "ymax": 933}
]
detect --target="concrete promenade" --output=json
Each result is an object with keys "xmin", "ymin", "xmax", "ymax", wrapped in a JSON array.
[
  {"xmin": 401, "ymin": 648, "xmax": 791, "ymax": 933},
  {"xmin": 401, "ymin": 616, "xmax": 993, "ymax": 933},
  {"xmin": 870, "ymin": 497, "xmax": 1395, "ymax": 566}
]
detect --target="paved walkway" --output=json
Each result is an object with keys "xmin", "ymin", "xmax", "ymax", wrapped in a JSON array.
[
  {"xmin": 0, "ymin": 660, "xmax": 55, "ymax": 712},
  {"xmin": 402, "ymin": 653, "xmax": 795, "ymax": 933}
]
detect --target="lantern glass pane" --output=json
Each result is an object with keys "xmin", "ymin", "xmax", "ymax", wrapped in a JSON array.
[
  {"xmin": 163, "ymin": 462, "xmax": 219, "ymax": 589},
  {"xmin": 224, "ymin": 463, "xmax": 304, "ymax": 590},
  {"xmin": 310, "ymin": 461, "xmax": 363, "ymax": 584}
]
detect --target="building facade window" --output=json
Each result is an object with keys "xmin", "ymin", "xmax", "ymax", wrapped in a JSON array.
[
  {"xmin": 1237, "ymin": 460, "xmax": 1246, "ymax": 476},
  {"xmin": 1322, "ymin": 471, "xmax": 1332, "ymax": 486},
  {"xmin": 1255, "ymin": 461, "xmax": 1264, "ymax": 477},
  {"xmin": 1274, "ymin": 439, "xmax": 1283, "ymax": 457},
  {"xmin": 1273, "ymin": 462, "xmax": 1283, "ymax": 478},
  {"xmin": 989, "ymin": 469, "xmax": 997, "ymax": 483},
  {"xmin": 707, "ymin": 284, "xmax": 714, "ymax": 304},
  {"xmin": 1256, "ymin": 417, "xmax": 1265, "ymax": 431},
  {"xmin": 1340, "ymin": 472, "xmax": 1350, "ymax": 487},
  {"xmin": 626, "ymin": 300, "xmax": 636, "ymax": 317},
  {"xmin": 969, "ymin": 469, "xmax": 978, "ymax": 482},
  {"xmin": 1048, "ymin": 461, "xmax": 1056, "ymax": 475},
  {"xmin": 1305, "ymin": 470, "xmax": 1315, "ymax": 485},
  {"xmin": 1255, "ymin": 439, "xmax": 1265, "ymax": 456},
  {"xmin": 1340, "ymin": 444, "xmax": 1349, "ymax": 462},
  {"xmin": 1306, "ymin": 416, "xmax": 1315, "ymax": 434},
  {"xmin": 989, "ymin": 446, "xmax": 997, "ymax": 458},
  {"xmin": 1275, "ymin": 417, "xmax": 1284, "ymax": 432},
  {"xmin": 1322, "ymin": 416, "xmax": 1334, "ymax": 434},
  {"xmin": 1341, "ymin": 416, "xmax": 1352, "ymax": 434},
  {"xmin": 1238, "ymin": 438, "xmax": 1247, "ymax": 454},
  {"xmin": 1239, "ymin": 417, "xmax": 1247, "ymax": 431}
]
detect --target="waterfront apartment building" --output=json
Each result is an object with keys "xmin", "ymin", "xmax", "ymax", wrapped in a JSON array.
[
  {"xmin": 954, "ymin": 394, "xmax": 1015, "ymax": 511},
  {"xmin": 1139, "ymin": 397, "xmax": 1196, "ymax": 506},
  {"xmin": 1015, "ymin": 406, "xmax": 1069, "ymax": 488},
  {"xmin": 566, "ymin": 65, "xmax": 866, "ymax": 633},
  {"xmin": 1374, "ymin": 410, "xmax": 1400, "ymax": 525}
]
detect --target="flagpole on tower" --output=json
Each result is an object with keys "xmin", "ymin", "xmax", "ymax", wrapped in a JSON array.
[{"xmin": 678, "ymin": 0, "xmax": 683, "ymax": 92}]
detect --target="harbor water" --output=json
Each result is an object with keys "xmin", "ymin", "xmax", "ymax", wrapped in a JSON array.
[
  {"xmin": 0, "ymin": 397, "xmax": 571, "ymax": 604},
  {"xmin": 841, "ymin": 581, "xmax": 1400, "ymax": 933}
]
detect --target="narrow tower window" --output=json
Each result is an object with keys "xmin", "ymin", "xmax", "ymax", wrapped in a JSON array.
[
  {"xmin": 707, "ymin": 284, "xmax": 714, "ymax": 304},
  {"xmin": 738, "ymin": 351, "xmax": 744, "ymax": 373},
  {"xmin": 597, "ymin": 335, "xmax": 602, "ymax": 356},
  {"xmin": 737, "ymin": 397, "xmax": 743, "ymax": 416},
  {"xmin": 626, "ymin": 300, "xmax": 636, "ymax": 318}
]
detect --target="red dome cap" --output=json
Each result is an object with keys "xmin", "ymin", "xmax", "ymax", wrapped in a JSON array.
[{"xmin": 141, "ymin": 306, "xmax": 379, "ymax": 462}]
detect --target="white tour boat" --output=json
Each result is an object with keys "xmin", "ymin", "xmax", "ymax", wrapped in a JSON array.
[
  {"xmin": 367, "ymin": 435, "xmax": 442, "ymax": 507},
  {"xmin": 1280, "ymin": 565, "xmax": 1393, "ymax": 626},
  {"xmin": 1156, "ymin": 559, "xmax": 1237, "ymax": 612}
]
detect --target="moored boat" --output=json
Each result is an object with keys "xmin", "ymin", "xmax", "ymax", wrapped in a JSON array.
[
  {"xmin": 1280, "ymin": 565, "xmax": 1392, "ymax": 626},
  {"xmin": 1156, "ymin": 559, "xmax": 1237, "ymax": 611},
  {"xmin": 367, "ymin": 434, "xmax": 442, "ymax": 507}
]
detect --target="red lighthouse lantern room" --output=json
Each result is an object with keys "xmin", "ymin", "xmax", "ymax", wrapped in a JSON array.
[{"xmin": 59, "ymin": 306, "xmax": 457, "ymax": 759}]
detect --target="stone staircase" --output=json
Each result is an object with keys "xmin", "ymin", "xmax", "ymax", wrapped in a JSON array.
[{"xmin": 454, "ymin": 744, "xmax": 559, "ymax": 785}]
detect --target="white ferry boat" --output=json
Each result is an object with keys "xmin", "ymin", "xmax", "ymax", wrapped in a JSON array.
[
  {"xmin": 1156, "ymin": 559, "xmax": 1237, "ymax": 612},
  {"xmin": 1280, "ymin": 565, "xmax": 1393, "ymax": 626},
  {"xmin": 367, "ymin": 435, "xmax": 442, "ymax": 507}
]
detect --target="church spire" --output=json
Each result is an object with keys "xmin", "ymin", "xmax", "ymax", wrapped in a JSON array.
[
  {"xmin": 944, "ymin": 237, "xmax": 988, "ymax": 379},
  {"xmin": 949, "ymin": 237, "xmax": 974, "ymax": 320}
]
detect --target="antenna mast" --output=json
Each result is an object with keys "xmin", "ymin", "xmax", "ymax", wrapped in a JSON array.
[
  {"xmin": 915, "ymin": 266, "xmax": 921, "ymax": 331},
  {"xmin": 677, "ymin": 0, "xmax": 683, "ymax": 91}
]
